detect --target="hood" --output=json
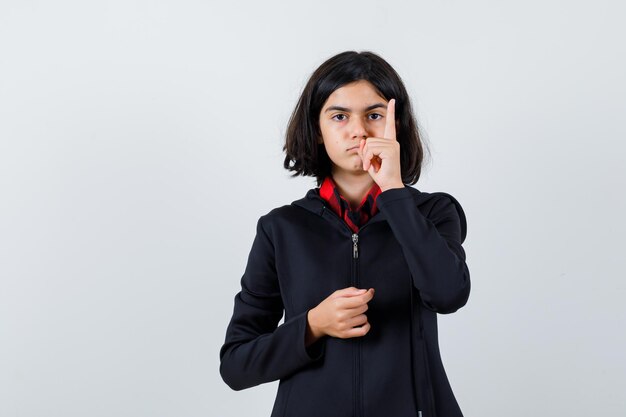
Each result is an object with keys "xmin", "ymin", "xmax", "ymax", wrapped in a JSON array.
[{"xmin": 291, "ymin": 186, "xmax": 467, "ymax": 244}]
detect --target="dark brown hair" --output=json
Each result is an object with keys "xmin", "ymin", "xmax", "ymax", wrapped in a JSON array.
[{"xmin": 283, "ymin": 50, "xmax": 428, "ymax": 187}]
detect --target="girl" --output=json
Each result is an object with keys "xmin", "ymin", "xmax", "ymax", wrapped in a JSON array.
[{"xmin": 219, "ymin": 51, "xmax": 471, "ymax": 417}]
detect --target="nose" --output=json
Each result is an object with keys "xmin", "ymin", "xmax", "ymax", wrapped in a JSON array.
[{"xmin": 350, "ymin": 117, "xmax": 368, "ymax": 140}]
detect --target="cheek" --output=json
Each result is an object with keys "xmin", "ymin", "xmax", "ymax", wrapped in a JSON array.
[{"xmin": 373, "ymin": 123, "xmax": 386, "ymax": 138}]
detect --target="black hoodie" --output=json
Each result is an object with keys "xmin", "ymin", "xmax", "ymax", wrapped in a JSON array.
[{"xmin": 219, "ymin": 185, "xmax": 471, "ymax": 417}]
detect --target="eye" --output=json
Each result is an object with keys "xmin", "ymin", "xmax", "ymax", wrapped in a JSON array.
[
  {"xmin": 368, "ymin": 113, "xmax": 383, "ymax": 121},
  {"xmin": 331, "ymin": 114, "xmax": 347, "ymax": 122}
]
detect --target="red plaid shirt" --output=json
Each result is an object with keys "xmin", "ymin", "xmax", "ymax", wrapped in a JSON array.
[{"xmin": 318, "ymin": 176, "xmax": 382, "ymax": 233}]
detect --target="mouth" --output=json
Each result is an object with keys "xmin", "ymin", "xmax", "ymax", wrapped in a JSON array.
[{"xmin": 346, "ymin": 145, "xmax": 359, "ymax": 151}]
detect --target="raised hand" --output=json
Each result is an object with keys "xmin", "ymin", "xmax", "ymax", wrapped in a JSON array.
[{"xmin": 356, "ymin": 98, "xmax": 404, "ymax": 192}]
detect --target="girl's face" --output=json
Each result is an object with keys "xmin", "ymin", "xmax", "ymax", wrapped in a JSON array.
[{"xmin": 318, "ymin": 80, "xmax": 389, "ymax": 178}]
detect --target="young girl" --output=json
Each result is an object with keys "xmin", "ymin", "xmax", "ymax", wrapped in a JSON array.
[{"xmin": 219, "ymin": 51, "xmax": 471, "ymax": 417}]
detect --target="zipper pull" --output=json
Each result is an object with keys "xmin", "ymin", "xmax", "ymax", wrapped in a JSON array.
[
  {"xmin": 352, "ymin": 233, "xmax": 359, "ymax": 259},
  {"xmin": 418, "ymin": 411, "xmax": 422, "ymax": 417}
]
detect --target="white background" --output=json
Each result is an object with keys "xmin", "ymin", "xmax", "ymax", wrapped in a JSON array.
[{"xmin": 1, "ymin": 1, "xmax": 624, "ymax": 416}]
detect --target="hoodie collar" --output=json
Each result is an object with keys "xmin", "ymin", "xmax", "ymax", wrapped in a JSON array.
[{"xmin": 291, "ymin": 185, "xmax": 467, "ymax": 243}]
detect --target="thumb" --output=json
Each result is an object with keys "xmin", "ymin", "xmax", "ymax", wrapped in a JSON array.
[
  {"xmin": 333, "ymin": 287, "xmax": 368, "ymax": 298},
  {"xmin": 357, "ymin": 139, "xmax": 367, "ymax": 170}
]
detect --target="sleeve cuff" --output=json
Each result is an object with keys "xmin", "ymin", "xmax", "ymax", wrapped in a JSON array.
[
  {"xmin": 376, "ymin": 186, "xmax": 414, "ymax": 208},
  {"xmin": 295, "ymin": 310, "xmax": 325, "ymax": 363}
]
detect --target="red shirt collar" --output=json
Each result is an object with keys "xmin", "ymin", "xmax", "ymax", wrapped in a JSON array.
[{"xmin": 318, "ymin": 176, "xmax": 382, "ymax": 233}]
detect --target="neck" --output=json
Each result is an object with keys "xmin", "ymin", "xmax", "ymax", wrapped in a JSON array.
[{"xmin": 330, "ymin": 169, "xmax": 375, "ymax": 211}]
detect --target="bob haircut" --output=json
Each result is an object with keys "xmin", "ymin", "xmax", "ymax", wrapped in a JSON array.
[{"xmin": 283, "ymin": 50, "xmax": 426, "ymax": 187}]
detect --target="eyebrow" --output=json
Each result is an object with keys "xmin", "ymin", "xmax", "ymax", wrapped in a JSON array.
[{"xmin": 324, "ymin": 103, "xmax": 387, "ymax": 113}]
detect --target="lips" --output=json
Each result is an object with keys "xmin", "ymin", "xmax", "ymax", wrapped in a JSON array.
[{"xmin": 347, "ymin": 145, "xmax": 359, "ymax": 151}]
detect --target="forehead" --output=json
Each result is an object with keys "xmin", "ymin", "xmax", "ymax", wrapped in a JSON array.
[{"xmin": 322, "ymin": 80, "xmax": 386, "ymax": 108}]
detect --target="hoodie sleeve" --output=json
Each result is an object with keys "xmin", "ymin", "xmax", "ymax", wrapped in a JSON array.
[
  {"xmin": 219, "ymin": 215, "xmax": 325, "ymax": 391},
  {"xmin": 376, "ymin": 186, "xmax": 470, "ymax": 314}
]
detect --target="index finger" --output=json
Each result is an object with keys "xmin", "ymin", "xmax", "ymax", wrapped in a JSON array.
[
  {"xmin": 383, "ymin": 98, "xmax": 396, "ymax": 141},
  {"xmin": 338, "ymin": 288, "xmax": 375, "ymax": 308}
]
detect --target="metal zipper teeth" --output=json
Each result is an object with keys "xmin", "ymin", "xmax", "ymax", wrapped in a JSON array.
[
  {"xmin": 319, "ymin": 204, "xmax": 380, "ymax": 417},
  {"xmin": 320, "ymin": 206, "xmax": 362, "ymax": 416},
  {"xmin": 352, "ymin": 233, "xmax": 362, "ymax": 416},
  {"xmin": 352, "ymin": 232, "xmax": 361, "ymax": 417}
]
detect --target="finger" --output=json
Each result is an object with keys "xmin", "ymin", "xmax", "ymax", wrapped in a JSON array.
[
  {"xmin": 345, "ymin": 314, "xmax": 368, "ymax": 328},
  {"xmin": 338, "ymin": 294, "xmax": 369, "ymax": 309},
  {"xmin": 362, "ymin": 146, "xmax": 378, "ymax": 172},
  {"xmin": 343, "ymin": 302, "xmax": 369, "ymax": 318},
  {"xmin": 332, "ymin": 287, "xmax": 367, "ymax": 299},
  {"xmin": 383, "ymin": 98, "xmax": 396, "ymax": 141},
  {"xmin": 362, "ymin": 141, "xmax": 372, "ymax": 171},
  {"xmin": 357, "ymin": 139, "xmax": 366, "ymax": 170},
  {"xmin": 362, "ymin": 140, "xmax": 388, "ymax": 171},
  {"xmin": 343, "ymin": 321, "xmax": 371, "ymax": 338},
  {"xmin": 371, "ymin": 155, "xmax": 382, "ymax": 172},
  {"xmin": 338, "ymin": 288, "xmax": 375, "ymax": 308},
  {"xmin": 361, "ymin": 139, "xmax": 372, "ymax": 171},
  {"xmin": 362, "ymin": 287, "xmax": 375, "ymax": 302}
]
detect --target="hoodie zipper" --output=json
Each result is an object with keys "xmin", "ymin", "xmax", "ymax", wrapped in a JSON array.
[
  {"xmin": 351, "ymin": 233, "xmax": 361, "ymax": 417},
  {"xmin": 320, "ymin": 204, "xmax": 425, "ymax": 417},
  {"xmin": 319, "ymin": 205, "xmax": 363, "ymax": 417}
]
